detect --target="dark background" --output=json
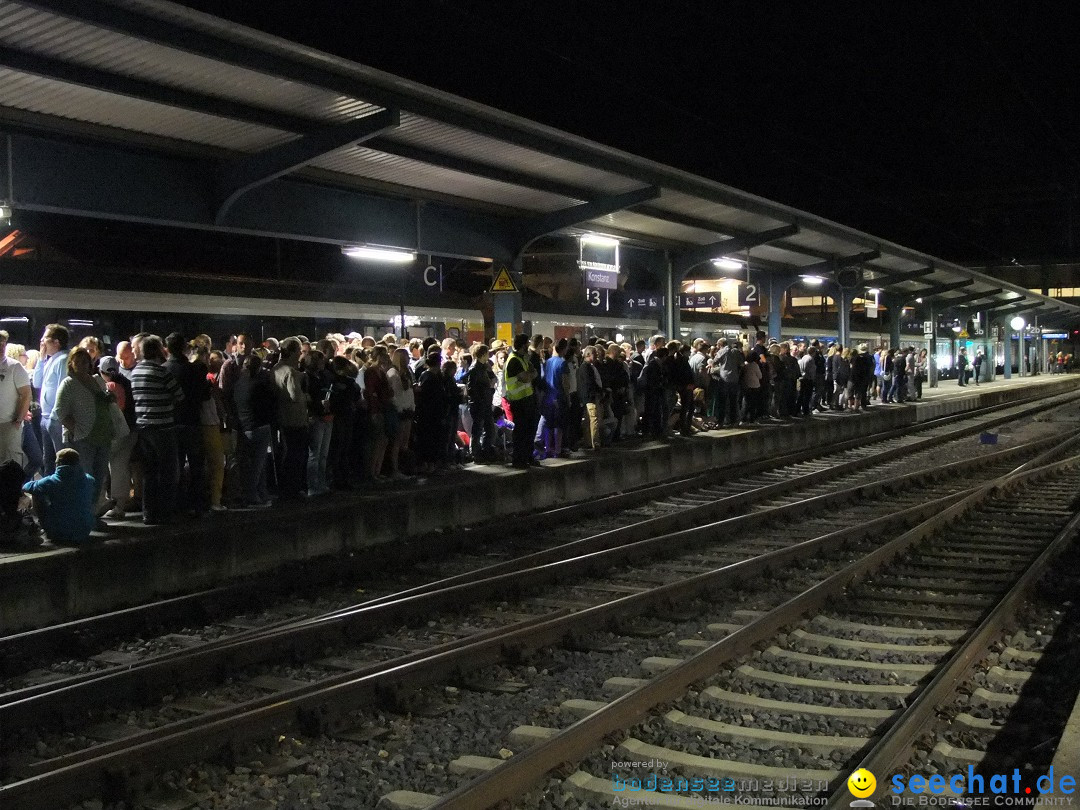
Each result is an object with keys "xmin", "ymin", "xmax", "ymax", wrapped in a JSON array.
[{"xmin": 170, "ymin": 1, "xmax": 1080, "ymax": 267}]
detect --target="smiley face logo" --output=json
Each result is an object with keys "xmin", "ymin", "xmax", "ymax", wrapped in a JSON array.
[{"xmin": 848, "ymin": 768, "xmax": 876, "ymax": 798}]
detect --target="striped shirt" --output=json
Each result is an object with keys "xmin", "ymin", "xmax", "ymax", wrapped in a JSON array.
[{"xmin": 130, "ymin": 360, "xmax": 184, "ymax": 427}]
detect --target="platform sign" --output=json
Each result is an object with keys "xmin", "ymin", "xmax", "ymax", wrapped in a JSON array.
[
  {"xmin": 680, "ymin": 293, "xmax": 720, "ymax": 309},
  {"xmin": 489, "ymin": 266, "xmax": 518, "ymax": 293},
  {"xmin": 585, "ymin": 288, "xmax": 610, "ymax": 312},
  {"xmin": 923, "ymin": 320, "xmax": 934, "ymax": 337},
  {"xmin": 624, "ymin": 290, "xmax": 664, "ymax": 311},
  {"xmin": 496, "ymin": 321, "xmax": 513, "ymax": 343},
  {"xmin": 737, "ymin": 282, "xmax": 759, "ymax": 306},
  {"xmin": 583, "ymin": 267, "xmax": 618, "ymax": 289}
]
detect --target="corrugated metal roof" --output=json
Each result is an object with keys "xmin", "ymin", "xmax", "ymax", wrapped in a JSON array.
[
  {"xmin": 0, "ymin": 0, "xmax": 378, "ymax": 123},
  {"xmin": 0, "ymin": 0, "xmax": 1074, "ymax": 318},
  {"xmin": 391, "ymin": 114, "xmax": 641, "ymax": 196},
  {"xmin": 651, "ymin": 190, "xmax": 791, "ymax": 234},
  {"xmin": 0, "ymin": 67, "xmax": 294, "ymax": 151},
  {"xmin": 310, "ymin": 145, "xmax": 580, "ymax": 212},
  {"xmin": 582, "ymin": 209, "xmax": 727, "ymax": 245}
]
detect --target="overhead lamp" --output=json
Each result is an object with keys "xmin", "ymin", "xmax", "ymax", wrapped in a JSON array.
[
  {"xmin": 712, "ymin": 258, "xmax": 744, "ymax": 271},
  {"xmin": 341, "ymin": 245, "xmax": 416, "ymax": 263},
  {"xmin": 915, "ymin": 297, "xmax": 923, "ymax": 303},
  {"xmin": 800, "ymin": 274, "xmax": 824, "ymax": 285},
  {"xmin": 0, "ymin": 201, "xmax": 11, "ymax": 221},
  {"xmin": 866, "ymin": 288, "xmax": 880, "ymax": 296},
  {"xmin": 579, "ymin": 234, "xmax": 620, "ymax": 247},
  {"xmin": 951, "ymin": 325, "xmax": 962, "ymax": 333},
  {"xmin": 1010, "ymin": 316, "xmax": 1026, "ymax": 331}
]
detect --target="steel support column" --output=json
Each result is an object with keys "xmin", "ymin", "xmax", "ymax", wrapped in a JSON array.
[
  {"xmin": 883, "ymin": 293, "xmax": 902, "ymax": 348},
  {"xmin": 1032, "ymin": 315, "xmax": 1040, "ymax": 376},
  {"xmin": 1003, "ymin": 319, "xmax": 1013, "ymax": 379},
  {"xmin": 978, "ymin": 310, "xmax": 992, "ymax": 382},
  {"xmin": 664, "ymin": 251, "xmax": 678, "ymax": 339},
  {"xmin": 493, "ymin": 256, "xmax": 523, "ymax": 342},
  {"xmin": 768, "ymin": 273, "xmax": 786, "ymax": 340},
  {"xmin": 928, "ymin": 301, "xmax": 938, "ymax": 387},
  {"xmin": 837, "ymin": 286, "xmax": 853, "ymax": 349}
]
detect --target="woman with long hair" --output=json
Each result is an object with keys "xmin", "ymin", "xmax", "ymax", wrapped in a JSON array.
[
  {"xmin": 301, "ymin": 349, "xmax": 333, "ymax": 496},
  {"xmin": 52, "ymin": 347, "xmax": 113, "ymax": 512},
  {"xmin": 364, "ymin": 345, "xmax": 393, "ymax": 481},
  {"xmin": 388, "ymin": 348, "xmax": 415, "ymax": 479}
]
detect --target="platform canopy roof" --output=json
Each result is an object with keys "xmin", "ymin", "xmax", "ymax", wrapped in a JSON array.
[{"xmin": 0, "ymin": 0, "xmax": 1076, "ymax": 324}]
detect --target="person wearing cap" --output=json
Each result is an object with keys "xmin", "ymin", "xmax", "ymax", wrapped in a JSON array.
[
  {"xmin": 850, "ymin": 344, "xmax": 874, "ymax": 411},
  {"xmin": 22, "ymin": 447, "xmax": 97, "ymax": 545}
]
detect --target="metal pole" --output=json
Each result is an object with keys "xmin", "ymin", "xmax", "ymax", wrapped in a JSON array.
[
  {"xmin": 1032, "ymin": 315, "xmax": 1039, "ymax": 375},
  {"xmin": 664, "ymin": 251, "xmax": 678, "ymax": 339},
  {"xmin": 928, "ymin": 302, "xmax": 938, "ymax": 388},
  {"xmin": 399, "ymin": 269, "xmax": 407, "ymax": 339}
]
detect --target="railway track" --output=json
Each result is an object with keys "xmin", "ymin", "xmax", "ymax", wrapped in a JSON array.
[
  {"xmin": 1, "ymin": 400, "xmax": 1079, "ymax": 808},
  {"xmin": 429, "ymin": 449, "xmax": 1080, "ymax": 810},
  {"xmin": 4, "ymin": 389, "xmax": 1076, "ymax": 681}
]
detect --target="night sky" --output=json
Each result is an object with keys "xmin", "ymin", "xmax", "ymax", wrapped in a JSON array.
[{"xmin": 175, "ymin": 1, "xmax": 1080, "ymax": 267}]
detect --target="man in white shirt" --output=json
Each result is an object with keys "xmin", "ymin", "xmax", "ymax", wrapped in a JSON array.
[
  {"xmin": 32, "ymin": 323, "xmax": 70, "ymax": 474},
  {"xmin": 0, "ymin": 330, "xmax": 31, "ymax": 469}
]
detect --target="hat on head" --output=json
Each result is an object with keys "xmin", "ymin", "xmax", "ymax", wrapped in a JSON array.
[
  {"xmin": 857, "ymin": 343, "xmax": 869, "ymax": 353},
  {"xmin": 346, "ymin": 332, "xmax": 362, "ymax": 341},
  {"xmin": 98, "ymin": 356, "xmax": 120, "ymax": 375}
]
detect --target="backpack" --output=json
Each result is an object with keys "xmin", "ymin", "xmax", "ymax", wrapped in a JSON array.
[{"xmin": 81, "ymin": 380, "xmax": 117, "ymax": 448}]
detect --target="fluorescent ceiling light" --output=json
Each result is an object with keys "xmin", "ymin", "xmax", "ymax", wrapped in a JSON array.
[
  {"xmin": 0, "ymin": 316, "xmax": 29, "ymax": 323},
  {"xmin": 712, "ymin": 258, "xmax": 744, "ymax": 271},
  {"xmin": 800, "ymin": 275, "xmax": 824, "ymax": 285},
  {"xmin": 342, "ymin": 245, "xmax": 416, "ymax": 263},
  {"xmin": 579, "ymin": 234, "xmax": 620, "ymax": 246}
]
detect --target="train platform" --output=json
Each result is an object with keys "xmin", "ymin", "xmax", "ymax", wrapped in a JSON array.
[{"xmin": 2, "ymin": 373, "xmax": 1078, "ymax": 634}]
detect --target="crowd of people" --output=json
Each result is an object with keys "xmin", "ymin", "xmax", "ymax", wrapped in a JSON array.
[{"xmin": 0, "ymin": 324, "xmax": 943, "ymax": 547}]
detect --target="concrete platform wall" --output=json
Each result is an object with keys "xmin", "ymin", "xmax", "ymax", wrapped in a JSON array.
[{"xmin": 3, "ymin": 376, "xmax": 1078, "ymax": 632}]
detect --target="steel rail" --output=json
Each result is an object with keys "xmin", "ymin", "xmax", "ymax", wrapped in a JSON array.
[
  {"xmin": 2, "ymin": 431, "xmax": 1065, "ymax": 732},
  {"xmin": 4, "ymin": 387, "xmax": 1074, "ymax": 668},
  {"xmin": 430, "ymin": 441, "xmax": 1080, "ymax": 810},
  {"xmin": 0, "ymin": 475, "xmax": 1010, "ymax": 809},
  {"xmin": 4, "ymin": 386, "xmax": 1075, "ymax": 686},
  {"xmin": 820, "ymin": 476, "xmax": 1080, "ymax": 809}
]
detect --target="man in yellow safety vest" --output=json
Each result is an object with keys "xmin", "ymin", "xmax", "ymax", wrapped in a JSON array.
[{"xmin": 505, "ymin": 334, "xmax": 541, "ymax": 468}]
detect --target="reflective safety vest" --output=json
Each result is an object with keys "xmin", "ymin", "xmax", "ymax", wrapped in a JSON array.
[{"xmin": 504, "ymin": 351, "xmax": 534, "ymax": 401}]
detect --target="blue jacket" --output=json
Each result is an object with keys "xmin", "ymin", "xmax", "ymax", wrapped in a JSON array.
[{"xmin": 23, "ymin": 463, "xmax": 96, "ymax": 544}]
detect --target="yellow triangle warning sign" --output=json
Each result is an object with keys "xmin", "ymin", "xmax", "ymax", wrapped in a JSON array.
[{"xmin": 489, "ymin": 266, "xmax": 518, "ymax": 293}]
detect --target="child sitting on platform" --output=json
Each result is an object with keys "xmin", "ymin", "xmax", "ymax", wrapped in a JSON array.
[{"xmin": 22, "ymin": 447, "xmax": 97, "ymax": 545}]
